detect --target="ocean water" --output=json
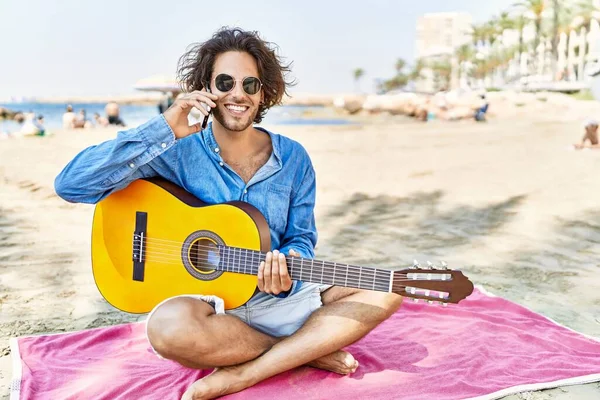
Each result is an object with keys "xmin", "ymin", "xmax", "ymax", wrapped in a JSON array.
[{"xmin": 0, "ymin": 102, "xmax": 353, "ymax": 132}]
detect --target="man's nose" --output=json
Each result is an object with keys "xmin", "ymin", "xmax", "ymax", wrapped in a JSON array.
[{"xmin": 231, "ymin": 80, "xmax": 246, "ymax": 98}]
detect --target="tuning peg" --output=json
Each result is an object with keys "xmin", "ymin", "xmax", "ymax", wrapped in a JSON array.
[
  {"xmin": 427, "ymin": 300, "xmax": 434, "ymax": 305},
  {"xmin": 412, "ymin": 260, "xmax": 420, "ymax": 269},
  {"xmin": 442, "ymin": 302, "xmax": 448, "ymax": 307},
  {"xmin": 426, "ymin": 261, "xmax": 434, "ymax": 269},
  {"xmin": 412, "ymin": 298, "xmax": 419, "ymax": 303},
  {"xmin": 441, "ymin": 261, "xmax": 448, "ymax": 270}
]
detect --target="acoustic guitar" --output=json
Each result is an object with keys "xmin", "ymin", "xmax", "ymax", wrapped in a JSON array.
[{"xmin": 91, "ymin": 178, "xmax": 474, "ymax": 313}]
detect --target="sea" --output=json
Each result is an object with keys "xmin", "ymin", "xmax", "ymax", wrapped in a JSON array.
[{"xmin": 0, "ymin": 102, "xmax": 354, "ymax": 132}]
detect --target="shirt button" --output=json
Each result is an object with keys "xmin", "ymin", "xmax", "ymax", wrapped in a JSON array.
[
  {"xmin": 215, "ymin": 147, "xmax": 220, "ymax": 153},
  {"xmin": 129, "ymin": 163, "xmax": 135, "ymax": 168},
  {"xmin": 219, "ymin": 162, "xmax": 224, "ymax": 166},
  {"xmin": 244, "ymin": 189, "xmax": 248, "ymax": 194},
  {"xmin": 161, "ymin": 143, "xmax": 167, "ymax": 148}
]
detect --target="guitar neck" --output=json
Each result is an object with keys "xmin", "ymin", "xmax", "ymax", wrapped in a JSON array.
[{"xmin": 218, "ymin": 246, "xmax": 392, "ymax": 292}]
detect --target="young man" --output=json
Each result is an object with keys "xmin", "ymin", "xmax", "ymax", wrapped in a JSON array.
[{"xmin": 54, "ymin": 27, "xmax": 402, "ymax": 400}]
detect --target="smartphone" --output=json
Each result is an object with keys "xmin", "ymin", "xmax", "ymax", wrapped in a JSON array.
[{"xmin": 202, "ymin": 85, "xmax": 213, "ymax": 130}]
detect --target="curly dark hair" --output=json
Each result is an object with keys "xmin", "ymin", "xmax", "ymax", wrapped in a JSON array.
[{"xmin": 177, "ymin": 27, "xmax": 295, "ymax": 123}]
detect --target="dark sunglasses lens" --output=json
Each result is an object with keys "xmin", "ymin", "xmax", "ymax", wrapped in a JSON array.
[
  {"xmin": 243, "ymin": 77, "xmax": 261, "ymax": 95},
  {"xmin": 215, "ymin": 74, "xmax": 234, "ymax": 92}
]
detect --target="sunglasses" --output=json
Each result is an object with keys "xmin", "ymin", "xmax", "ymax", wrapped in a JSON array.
[{"xmin": 211, "ymin": 74, "xmax": 262, "ymax": 95}]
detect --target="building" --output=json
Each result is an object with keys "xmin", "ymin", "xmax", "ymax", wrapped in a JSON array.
[{"xmin": 415, "ymin": 12, "xmax": 473, "ymax": 59}]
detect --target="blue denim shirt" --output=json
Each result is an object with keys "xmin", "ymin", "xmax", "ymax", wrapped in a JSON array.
[{"xmin": 54, "ymin": 115, "xmax": 318, "ymax": 297}]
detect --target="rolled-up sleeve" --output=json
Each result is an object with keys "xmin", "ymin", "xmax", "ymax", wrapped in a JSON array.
[{"xmin": 54, "ymin": 115, "xmax": 177, "ymax": 204}]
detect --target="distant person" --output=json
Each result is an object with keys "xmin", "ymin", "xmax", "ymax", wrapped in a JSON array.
[
  {"xmin": 62, "ymin": 105, "xmax": 76, "ymax": 128},
  {"xmin": 34, "ymin": 115, "xmax": 47, "ymax": 136},
  {"xmin": 158, "ymin": 92, "xmax": 175, "ymax": 114},
  {"xmin": 574, "ymin": 120, "xmax": 600, "ymax": 149},
  {"xmin": 94, "ymin": 112, "xmax": 109, "ymax": 127},
  {"xmin": 474, "ymin": 94, "xmax": 489, "ymax": 122},
  {"xmin": 20, "ymin": 112, "xmax": 45, "ymax": 136},
  {"xmin": 105, "ymin": 102, "xmax": 126, "ymax": 126},
  {"xmin": 73, "ymin": 109, "xmax": 93, "ymax": 129}
]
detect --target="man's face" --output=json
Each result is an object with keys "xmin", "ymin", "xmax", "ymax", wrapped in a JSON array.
[{"xmin": 209, "ymin": 51, "xmax": 263, "ymax": 132}]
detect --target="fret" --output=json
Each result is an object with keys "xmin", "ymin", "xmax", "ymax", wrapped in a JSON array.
[
  {"xmin": 358, "ymin": 266, "xmax": 362, "ymax": 289},
  {"xmin": 228, "ymin": 247, "xmax": 232, "ymax": 272},
  {"xmin": 333, "ymin": 262, "xmax": 337, "ymax": 286},
  {"xmin": 232, "ymin": 247, "xmax": 236, "ymax": 273},
  {"xmin": 321, "ymin": 260, "xmax": 325, "ymax": 284},
  {"xmin": 231, "ymin": 247, "xmax": 236, "ymax": 272},
  {"xmin": 344, "ymin": 264, "xmax": 348, "ymax": 288},
  {"xmin": 244, "ymin": 249, "xmax": 247, "ymax": 275},
  {"xmin": 372, "ymin": 268, "xmax": 376, "ymax": 291},
  {"xmin": 222, "ymin": 246, "xmax": 228, "ymax": 272},
  {"xmin": 310, "ymin": 260, "xmax": 314, "ymax": 283},
  {"xmin": 300, "ymin": 257, "xmax": 303, "ymax": 282}
]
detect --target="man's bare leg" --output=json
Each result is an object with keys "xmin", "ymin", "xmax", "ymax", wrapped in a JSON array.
[
  {"xmin": 146, "ymin": 297, "xmax": 355, "ymax": 372},
  {"xmin": 181, "ymin": 288, "xmax": 402, "ymax": 399}
]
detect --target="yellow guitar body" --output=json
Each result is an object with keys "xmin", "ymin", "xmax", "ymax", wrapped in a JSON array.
[{"xmin": 91, "ymin": 178, "xmax": 269, "ymax": 314}]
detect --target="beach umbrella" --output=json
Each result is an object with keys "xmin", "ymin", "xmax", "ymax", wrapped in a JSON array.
[{"xmin": 133, "ymin": 75, "xmax": 181, "ymax": 93}]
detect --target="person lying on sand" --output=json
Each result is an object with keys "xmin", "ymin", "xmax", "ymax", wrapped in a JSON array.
[
  {"xmin": 574, "ymin": 120, "xmax": 600, "ymax": 149},
  {"xmin": 54, "ymin": 27, "xmax": 402, "ymax": 400}
]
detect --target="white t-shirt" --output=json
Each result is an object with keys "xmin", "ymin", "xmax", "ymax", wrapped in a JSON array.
[{"xmin": 62, "ymin": 112, "xmax": 76, "ymax": 128}]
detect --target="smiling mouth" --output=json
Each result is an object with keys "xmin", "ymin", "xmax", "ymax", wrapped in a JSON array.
[{"xmin": 225, "ymin": 104, "xmax": 249, "ymax": 115}]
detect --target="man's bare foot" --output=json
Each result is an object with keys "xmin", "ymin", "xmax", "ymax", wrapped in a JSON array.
[
  {"xmin": 180, "ymin": 351, "xmax": 358, "ymax": 399},
  {"xmin": 181, "ymin": 365, "xmax": 255, "ymax": 400},
  {"xmin": 307, "ymin": 350, "xmax": 359, "ymax": 375}
]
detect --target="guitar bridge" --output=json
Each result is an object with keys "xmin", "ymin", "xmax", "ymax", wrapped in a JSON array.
[{"xmin": 132, "ymin": 211, "xmax": 148, "ymax": 282}]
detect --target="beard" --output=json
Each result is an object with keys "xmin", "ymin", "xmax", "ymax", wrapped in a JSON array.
[{"xmin": 212, "ymin": 103, "xmax": 259, "ymax": 132}]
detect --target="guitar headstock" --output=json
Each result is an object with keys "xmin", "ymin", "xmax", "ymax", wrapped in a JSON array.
[{"xmin": 392, "ymin": 260, "xmax": 474, "ymax": 305}]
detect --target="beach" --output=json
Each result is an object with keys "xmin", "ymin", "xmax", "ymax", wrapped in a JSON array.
[{"xmin": 1, "ymin": 114, "xmax": 600, "ymax": 399}]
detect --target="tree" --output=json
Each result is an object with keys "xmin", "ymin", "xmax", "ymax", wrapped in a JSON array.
[
  {"xmin": 573, "ymin": 0, "xmax": 600, "ymax": 30},
  {"xmin": 455, "ymin": 44, "xmax": 474, "ymax": 84},
  {"xmin": 353, "ymin": 68, "xmax": 365, "ymax": 92},
  {"xmin": 514, "ymin": 0, "xmax": 547, "ymax": 74}
]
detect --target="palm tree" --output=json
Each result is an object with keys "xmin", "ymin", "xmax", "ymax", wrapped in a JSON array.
[
  {"xmin": 470, "ymin": 24, "xmax": 488, "ymax": 49},
  {"xmin": 395, "ymin": 59, "xmax": 407, "ymax": 73},
  {"xmin": 573, "ymin": 0, "xmax": 600, "ymax": 30},
  {"xmin": 353, "ymin": 68, "xmax": 365, "ymax": 92},
  {"xmin": 497, "ymin": 11, "xmax": 516, "ymax": 31},
  {"xmin": 455, "ymin": 44, "xmax": 474, "ymax": 85},
  {"xmin": 514, "ymin": 0, "xmax": 547, "ymax": 74},
  {"xmin": 431, "ymin": 60, "xmax": 452, "ymax": 91},
  {"xmin": 410, "ymin": 59, "xmax": 425, "ymax": 81}
]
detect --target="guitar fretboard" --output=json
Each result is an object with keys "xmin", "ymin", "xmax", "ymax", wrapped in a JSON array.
[{"xmin": 217, "ymin": 245, "xmax": 392, "ymax": 292}]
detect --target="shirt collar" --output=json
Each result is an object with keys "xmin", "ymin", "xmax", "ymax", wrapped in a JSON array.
[{"xmin": 203, "ymin": 122, "xmax": 283, "ymax": 168}]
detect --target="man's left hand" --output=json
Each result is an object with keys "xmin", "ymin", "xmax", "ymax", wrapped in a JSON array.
[{"xmin": 257, "ymin": 249, "xmax": 299, "ymax": 295}]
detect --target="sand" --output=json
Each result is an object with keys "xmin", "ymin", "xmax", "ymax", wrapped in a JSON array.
[{"xmin": 1, "ymin": 114, "xmax": 600, "ymax": 399}]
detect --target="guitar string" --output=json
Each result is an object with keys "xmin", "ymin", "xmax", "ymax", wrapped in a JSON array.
[
  {"xmin": 134, "ymin": 257, "xmax": 448, "ymax": 296},
  {"xmin": 133, "ymin": 238, "xmax": 450, "ymax": 277},
  {"xmin": 136, "ymin": 244, "xmax": 448, "ymax": 275},
  {"xmin": 138, "ymin": 241, "xmax": 402, "ymax": 283},
  {"xmin": 141, "ymin": 254, "xmax": 449, "ymax": 290},
  {"xmin": 144, "ymin": 255, "xmax": 395, "ymax": 285}
]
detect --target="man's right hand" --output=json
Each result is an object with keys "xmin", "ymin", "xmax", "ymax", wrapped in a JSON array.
[{"xmin": 163, "ymin": 90, "xmax": 218, "ymax": 139}]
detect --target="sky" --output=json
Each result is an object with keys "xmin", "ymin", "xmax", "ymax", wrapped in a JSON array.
[{"xmin": 0, "ymin": 0, "xmax": 515, "ymax": 99}]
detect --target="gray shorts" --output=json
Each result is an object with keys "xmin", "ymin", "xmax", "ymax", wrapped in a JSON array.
[{"xmin": 145, "ymin": 283, "xmax": 331, "ymax": 352}]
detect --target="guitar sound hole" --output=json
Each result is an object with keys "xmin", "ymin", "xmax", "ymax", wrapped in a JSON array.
[
  {"xmin": 189, "ymin": 239, "xmax": 220, "ymax": 273},
  {"xmin": 181, "ymin": 230, "xmax": 224, "ymax": 281}
]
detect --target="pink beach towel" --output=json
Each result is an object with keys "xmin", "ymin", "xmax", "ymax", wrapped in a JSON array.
[{"xmin": 10, "ymin": 287, "xmax": 600, "ymax": 400}]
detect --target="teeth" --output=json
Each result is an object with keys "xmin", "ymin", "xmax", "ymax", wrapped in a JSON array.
[{"xmin": 226, "ymin": 105, "xmax": 247, "ymax": 112}]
